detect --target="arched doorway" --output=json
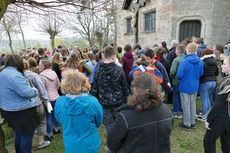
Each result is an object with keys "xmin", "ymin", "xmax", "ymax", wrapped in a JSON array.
[{"xmin": 179, "ymin": 20, "xmax": 201, "ymax": 42}]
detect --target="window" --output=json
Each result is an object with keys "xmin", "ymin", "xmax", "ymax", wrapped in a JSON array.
[
  {"xmin": 144, "ymin": 11, "xmax": 156, "ymax": 32},
  {"xmin": 126, "ymin": 18, "xmax": 132, "ymax": 34},
  {"xmin": 179, "ymin": 20, "xmax": 201, "ymax": 42}
]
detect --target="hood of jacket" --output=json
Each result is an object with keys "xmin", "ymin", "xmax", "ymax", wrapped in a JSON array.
[
  {"xmin": 184, "ymin": 54, "xmax": 201, "ymax": 64},
  {"xmin": 39, "ymin": 69, "xmax": 57, "ymax": 81},
  {"xmin": 98, "ymin": 62, "xmax": 118, "ymax": 76},
  {"xmin": 123, "ymin": 51, "xmax": 133, "ymax": 59},
  {"xmin": 201, "ymin": 54, "xmax": 217, "ymax": 66}
]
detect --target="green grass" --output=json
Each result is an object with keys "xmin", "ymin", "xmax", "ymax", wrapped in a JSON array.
[{"xmin": 4, "ymin": 98, "xmax": 221, "ymax": 153}]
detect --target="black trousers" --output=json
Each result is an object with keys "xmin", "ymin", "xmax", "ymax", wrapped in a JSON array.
[{"xmin": 203, "ymin": 118, "xmax": 230, "ymax": 153}]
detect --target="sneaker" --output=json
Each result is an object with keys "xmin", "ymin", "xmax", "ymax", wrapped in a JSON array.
[
  {"xmin": 191, "ymin": 124, "xmax": 196, "ymax": 129},
  {"xmin": 37, "ymin": 141, "xmax": 50, "ymax": 149},
  {"xmin": 177, "ymin": 114, "xmax": 183, "ymax": 119},
  {"xmin": 173, "ymin": 114, "xmax": 178, "ymax": 119},
  {"xmin": 44, "ymin": 135, "xmax": 54, "ymax": 141},
  {"xmin": 53, "ymin": 129, "xmax": 61, "ymax": 135},
  {"xmin": 179, "ymin": 122, "xmax": 191, "ymax": 131}
]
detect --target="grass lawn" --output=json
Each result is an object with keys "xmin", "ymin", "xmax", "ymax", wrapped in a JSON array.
[{"xmin": 4, "ymin": 97, "xmax": 221, "ymax": 153}]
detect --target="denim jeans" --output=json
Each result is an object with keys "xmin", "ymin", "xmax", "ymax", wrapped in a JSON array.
[
  {"xmin": 200, "ymin": 81, "xmax": 216, "ymax": 115},
  {"xmin": 45, "ymin": 101, "xmax": 60, "ymax": 136},
  {"xmin": 180, "ymin": 92, "xmax": 197, "ymax": 127},
  {"xmin": 172, "ymin": 84, "xmax": 183, "ymax": 114},
  {"xmin": 14, "ymin": 130, "xmax": 34, "ymax": 153}
]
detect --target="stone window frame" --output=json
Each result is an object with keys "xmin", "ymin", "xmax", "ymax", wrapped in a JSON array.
[
  {"xmin": 176, "ymin": 16, "xmax": 206, "ymax": 42},
  {"xmin": 124, "ymin": 16, "xmax": 133, "ymax": 35},
  {"xmin": 142, "ymin": 9, "xmax": 156, "ymax": 33}
]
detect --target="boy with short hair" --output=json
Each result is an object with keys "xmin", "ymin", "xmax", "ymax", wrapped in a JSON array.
[{"xmin": 177, "ymin": 43, "xmax": 203, "ymax": 130}]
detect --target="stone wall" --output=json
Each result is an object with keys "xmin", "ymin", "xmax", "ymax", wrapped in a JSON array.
[{"xmin": 116, "ymin": 0, "xmax": 230, "ymax": 49}]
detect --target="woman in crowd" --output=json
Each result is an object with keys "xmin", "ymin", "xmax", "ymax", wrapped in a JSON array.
[
  {"xmin": 204, "ymin": 56, "xmax": 230, "ymax": 153},
  {"xmin": 86, "ymin": 52, "xmax": 97, "ymax": 85},
  {"xmin": 107, "ymin": 73, "xmax": 173, "ymax": 153},
  {"xmin": 199, "ymin": 48, "xmax": 218, "ymax": 121},
  {"xmin": 52, "ymin": 53, "xmax": 63, "ymax": 82},
  {"xmin": 55, "ymin": 70, "xmax": 103, "ymax": 153},
  {"xmin": 65, "ymin": 53, "xmax": 82, "ymax": 72},
  {"xmin": 0, "ymin": 55, "xmax": 38, "ymax": 153},
  {"xmin": 23, "ymin": 60, "xmax": 52, "ymax": 149},
  {"xmin": 28, "ymin": 57, "xmax": 39, "ymax": 73},
  {"xmin": 39, "ymin": 59, "xmax": 61, "ymax": 139}
]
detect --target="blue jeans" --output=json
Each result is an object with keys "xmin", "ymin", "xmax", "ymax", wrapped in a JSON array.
[
  {"xmin": 172, "ymin": 84, "xmax": 183, "ymax": 114},
  {"xmin": 14, "ymin": 130, "xmax": 34, "ymax": 153},
  {"xmin": 45, "ymin": 101, "xmax": 60, "ymax": 136},
  {"xmin": 200, "ymin": 81, "xmax": 216, "ymax": 115}
]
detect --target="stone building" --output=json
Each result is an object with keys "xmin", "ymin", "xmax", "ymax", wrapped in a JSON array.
[{"xmin": 116, "ymin": 0, "xmax": 230, "ymax": 48}]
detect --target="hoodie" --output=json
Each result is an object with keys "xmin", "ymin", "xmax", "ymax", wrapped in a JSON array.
[
  {"xmin": 91, "ymin": 62, "xmax": 127, "ymax": 109},
  {"xmin": 200, "ymin": 54, "xmax": 218, "ymax": 84},
  {"xmin": 122, "ymin": 51, "xmax": 134, "ymax": 82},
  {"xmin": 39, "ymin": 69, "xmax": 60, "ymax": 101},
  {"xmin": 55, "ymin": 94, "xmax": 103, "ymax": 153},
  {"xmin": 177, "ymin": 54, "xmax": 203, "ymax": 93},
  {"xmin": 197, "ymin": 44, "xmax": 207, "ymax": 57}
]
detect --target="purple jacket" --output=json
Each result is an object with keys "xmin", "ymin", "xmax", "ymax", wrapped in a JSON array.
[{"xmin": 122, "ymin": 51, "xmax": 134, "ymax": 82}]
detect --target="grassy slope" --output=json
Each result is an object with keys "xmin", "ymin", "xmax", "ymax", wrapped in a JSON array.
[{"xmin": 4, "ymin": 98, "xmax": 221, "ymax": 153}]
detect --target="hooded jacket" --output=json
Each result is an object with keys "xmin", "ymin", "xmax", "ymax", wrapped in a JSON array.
[
  {"xmin": 55, "ymin": 94, "xmax": 103, "ymax": 153},
  {"xmin": 39, "ymin": 69, "xmax": 60, "ymax": 101},
  {"xmin": 197, "ymin": 44, "xmax": 207, "ymax": 57},
  {"xmin": 91, "ymin": 62, "xmax": 127, "ymax": 109},
  {"xmin": 177, "ymin": 54, "xmax": 203, "ymax": 94},
  {"xmin": 200, "ymin": 54, "xmax": 218, "ymax": 84},
  {"xmin": 122, "ymin": 51, "xmax": 134, "ymax": 82}
]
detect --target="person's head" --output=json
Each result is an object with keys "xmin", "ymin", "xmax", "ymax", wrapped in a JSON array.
[
  {"xmin": 133, "ymin": 43, "xmax": 142, "ymax": 51},
  {"xmin": 23, "ymin": 59, "xmax": 29, "ymax": 70},
  {"xmin": 1, "ymin": 53, "xmax": 5, "ymax": 58},
  {"xmin": 144, "ymin": 48, "xmax": 155, "ymax": 64},
  {"xmin": 117, "ymin": 46, "xmax": 122, "ymax": 54},
  {"xmin": 195, "ymin": 38, "xmax": 204, "ymax": 47},
  {"xmin": 171, "ymin": 40, "xmax": 179, "ymax": 48},
  {"xmin": 181, "ymin": 38, "xmax": 192, "ymax": 47},
  {"xmin": 52, "ymin": 52, "xmax": 63, "ymax": 64},
  {"xmin": 39, "ymin": 59, "xmax": 51, "ymax": 72},
  {"xmin": 136, "ymin": 54, "xmax": 149, "ymax": 66},
  {"xmin": 6, "ymin": 54, "xmax": 24, "ymax": 73},
  {"xmin": 103, "ymin": 46, "xmax": 116, "ymax": 61},
  {"xmin": 227, "ymin": 41, "xmax": 230, "ymax": 50},
  {"xmin": 160, "ymin": 41, "xmax": 167, "ymax": 49},
  {"xmin": 128, "ymin": 73, "xmax": 163, "ymax": 112},
  {"xmin": 57, "ymin": 45, "xmax": 62, "ymax": 50},
  {"xmin": 61, "ymin": 69, "xmax": 91, "ymax": 95},
  {"xmin": 152, "ymin": 43, "xmax": 159, "ymax": 49},
  {"xmin": 154, "ymin": 47, "xmax": 165, "ymax": 58},
  {"xmin": 201, "ymin": 48, "xmax": 214, "ymax": 57},
  {"xmin": 61, "ymin": 49, "xmax": 69, "ymax": 57},
  {"xmin": 221, "ymin": 56, "xmax": 230, "ymax": 74},
  {"xmin": 124, "ymin": 44, "xmax": 132, "ymax": 52},
  {"xmin": 213, "ymin": 50, "xmax": 220, "ymax": 61},
  {"xmin": 65, "ymin": 53, "xmax": 80, "ymax": 69},
  {"xmin": 28, "ymin": 57, "xmax": 39, "ymax": 73},
  {"xmin": 93, "ymin": 48, "xmax": 99, "ymax": 55},
  {"xmin": 186, "ymin": 43, "xmax": 197, "ymax": 54},
  {"xmin": 38, "ymin": 48, "xmax": 45, "ymax": 56},
  {"xmin": 176, "ymin": 45, "xmax": 185, "ymax": 55},
  {"xmin": 132, "ymin": 49, "xmax": 139, "ymax": 61},
  {"xmin": 87, "ymin": 52, "xmax": 95, "ymax": 65},
  {"xmin": 213, "ymin": 44, "xmax": 224, "ymax": 54}
]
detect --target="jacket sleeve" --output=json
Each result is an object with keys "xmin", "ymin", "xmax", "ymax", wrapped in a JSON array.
[
  {"xmin": 90, "ymin": 68, "xmax": 99, "ymax": 99},
  {"xmin": 107, "ymin": 113, "xmax": 128, "ymax": 153},
  {"xmin": 92, "ymin": 99, "xmax": 103, "ymax": 128},
  {"xmin": 170, "ymin": 59, "xmax": 178, "ymax": 78},
  {"xmin": 120, "ymin": 70, "xmax": 128, "ymax": 103},
  {"xmin": 199, "ymin": 60, "xmax": 204, "ymax": 77},
  {"xmin": 13, "ymin": 74, "xmax": 37, "ymax": 99},
  {"xmin": 56, "ymin": 75, "xmax": 61, "ymax": 91},
  {"xmin": 177, "ymin": 61, "xmax": 185, "ymax": 80},
  {"xmin": 82, "ymin": 63, "xmax": 91, "ymax": 75},
  {"xmin": 52, "ymin": 64, "xmax": 62, "ymax": 81},
  {"xmin": 33, "ymin": 74, "xmax": 49, "ymax": 102}
]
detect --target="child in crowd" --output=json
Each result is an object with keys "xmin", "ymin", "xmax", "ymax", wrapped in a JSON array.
[
  {"xmin": 170, "ymin": 45, "xmax": 185, "ymax": 119},
  {"xmin": 177, "ymin": 43, "xmax": 203, "ymax": 130}
]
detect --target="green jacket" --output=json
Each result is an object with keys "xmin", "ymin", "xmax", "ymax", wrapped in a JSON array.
[{"xmin": 170, "ymin": 54, "xmax": 185, "ymax": 85}]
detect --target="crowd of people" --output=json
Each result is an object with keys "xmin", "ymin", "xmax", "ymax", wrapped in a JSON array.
[{"xmin": 0, "ymin": 38, "xmax": 229, "ymax": 153}]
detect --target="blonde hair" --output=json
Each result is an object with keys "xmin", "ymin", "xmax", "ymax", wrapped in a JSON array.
[
  {"xmin": 187, "ymin": 43, "xmax": 197, "ymax": 53},
  {"xmin": 23, "ymin": 59, "xmax": 29, "ymax": 70},
  {"xmin": 52, "ymin": 52, "xmax": 62, "ymax": 64},
  {"xmin": 65, "ymin": 53, "xmax": 80, "ymax": 69},
  {"xmin": 61, "ymin": 69, "xmax": 91, "ymax": 95}
]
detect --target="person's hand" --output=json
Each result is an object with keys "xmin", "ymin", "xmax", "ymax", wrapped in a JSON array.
[
  {"xmin": 205, "ymin": 121, "xmax": 211, "ymax": 130},
  {"xmin": 46, "ymin": 102, "xmax": 53, "ymax": 113}
]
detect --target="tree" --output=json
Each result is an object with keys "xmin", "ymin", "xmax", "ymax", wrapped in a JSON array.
[{"xmin": 38, "ymin": 15, "xmax": 64, "ymax": 51}]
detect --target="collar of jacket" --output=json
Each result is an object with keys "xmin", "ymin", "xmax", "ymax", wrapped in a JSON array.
[{"xmin": 200, "ymin": 54, "xmax": 216, "ymax": 60}]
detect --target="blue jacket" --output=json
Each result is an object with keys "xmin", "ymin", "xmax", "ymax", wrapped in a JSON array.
[
  {"xmin": 0, "ymin": 66, "xmax": 38, "ymax": 111},
  {"xmin": 55, "ymin": 93, "xmax": 103, "ymax": 153},
  {"xmin": 177, "ymin": 54, "xmax": 203, "ymax": 94},
  {"xmin": 86, "ymin": 61, "xmax": 98, "ymax": 83}
]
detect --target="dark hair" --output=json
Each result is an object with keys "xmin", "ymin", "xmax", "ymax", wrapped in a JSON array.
[
  {"xmin": 6, "ymin": 54, "xmax": 24, "ymax": 73},
  {"xmin": 144, "ymin": 48, "xmax": 155, "ymax": 58},
  {"xmin": 124, "ymin": 44, "xmax": 132, "ymax": 52},
  {"xmin": 93, "ymin": 48, "xmax": 99, "ymax": 55},
  {"xmin": 195, "ymin": 38, "xmax": 204, "ymax": 44},
  {"xmin": 155, "ymin": 47, "xmax": 165, "ymax": 57},
  {"xmin": 38, "ymin": 48, "xmax": 45, "ymax": 55},
  {"xmin": 214, "ymin": 44, "xmax": 224, "ymax": 54},
  {"xmin": 161, "ymin": 41, "xmax": 167, "ymax": 49},
  {"xmin": 201, "ymin": 48, "xmax": 213, "ymax": 57},
  {"xmin": 133, "ymin": 43, "xmax": 142, "ymax": 51},
  {"xmin": 136, "ymin": 55, "xmax": 149, "ymax": 66},
  {"xmin": 104, "ymin": 46, "xmax": 116, "ymax": 59},
  {"xmin": 57, "ymin": 45, "xmax": 62, "ymax": 49},
  {"xmin": 176, "ymin": 45, "xmax": 185, "ymax": 54},
  {"xmin": 61, "ymin": 49, "xmax": 69, "ymax": 57},
  {"xmin": 128, "ymin": 73, "xmax": 163, "ymax": 112},
  {"xmin": 117, "ymin": 47, "xmax": 122, "ymax": 53}
]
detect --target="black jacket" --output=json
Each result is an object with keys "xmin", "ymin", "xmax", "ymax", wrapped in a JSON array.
[
  {"xmin": 166, "ymin": 47, "xmax": 177, "ymax": 67},
  {"xmin": 52, "ymin": 63, "xmax": 62, "ymax": 82},
  {"xmin": 90, "ymin": 62, "xmax": 127, "ymax": 109},
  {"xmin": 107, "ymin": 103, "xmax": 173, "ymax": 153},
  {"xmin": 200, "ymin": 55, "xmax": 218, "ymax": 84}
]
